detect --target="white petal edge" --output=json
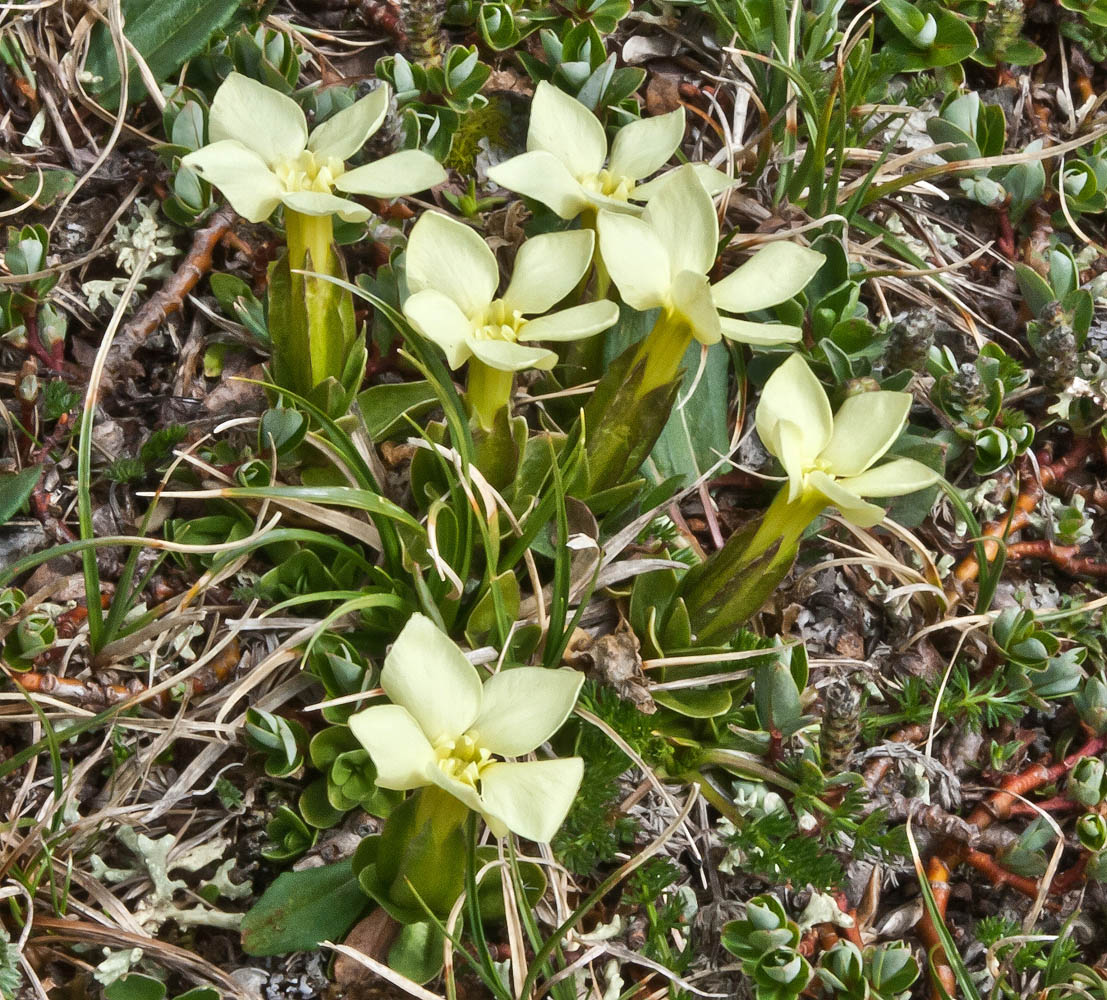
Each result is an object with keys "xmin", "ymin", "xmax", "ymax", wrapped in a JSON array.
[
  {"xmin": 337, "ymin": 149, "xmax": 447, "ymax": 198},
  {"xmin": 517, "ymin": 300, "xmax": 620, "ymax": 343},
  {"xmin": 426, "ymin": 766, "xmax": 507, "ymax": 836},
  {"xmin": 671, "ymin": 270, "xmax": 722, "ymax": 346},
  {"xmin": 402, "ymin": 288, "xmax": 475, "ymax": 369},
  {"xmin": 469, "ymin": 667, "xmax": 584, "ymax": 757},
  {"xmin": 774, "ymin": 419, "xmax": 811, "ymax": 503},
  {"xmin": 181, "ymin": 140, "xmax": 283, "ymax": 223},
  {"xmin": 632, "ymin": 162, "xmax": 738, "ymax": 201},
  {"xmin": 718, "ymin": 316, "xmax": 804, "ymax": 345},
  {"xmin": 208, "ymin": 72, "xmax": 307, "ymax": 167},
  {"xmin": 642, "ymin": 163, "xmax": 718, "ymax": 277},
  {"xmin": 502, "ymin": 230, "xmax": 594, "ymax": 314},
  {"xmin": 806, "ymin": 470, "xmax": 886, "ymax": 528},
  {"xmin": 838, "ymin": 457, "xmax": 941, "ymax": 498},
  {"xmin": 756, "ymin": 354, "xmax": 833, "ymax": 469},
  {"xmin": 526, "ymin": 81, "xmax": 607, "ymax": 179},
  {"xmin": 380, "ymin": 613, "xmax": 483, "ymax": 742},
  {"xmin": 348, "ymin": 704, "xmax": 435, "ymax": 790},
  {"xmin": 479, "ymin": 758, "xmax": 585, "ymax": 842},
  {"xmin": 468, "ymin": 338, "xmax": 558, "ymax": 372},
  {"xmin": 308, "ymin": 86, "xmax": 390, "ymax": 161},
  {"xmin": 404, "ymin": 211, "xmax": 498, "ymax": 317}
]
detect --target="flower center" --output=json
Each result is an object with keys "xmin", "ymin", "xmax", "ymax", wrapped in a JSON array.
[
  {"xmin": 432, "ymin": 732, "xmax": 494, "ymax": 789},
  {"xmin": 580, "ymin": 168, "xmax": 635, "ymax": 201},
  {"xmin": 472, "ymin": 299, "xmax": 526, "ymax": 343},
  {"xmin": 274, "ymin": 150, "xmax": 346, "ymax": 195}
]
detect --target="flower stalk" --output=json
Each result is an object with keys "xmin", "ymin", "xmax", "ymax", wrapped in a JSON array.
[
  {"xmin": 282, "ymin": 208, "xmax": 348, "ymax": 396},
  {"xmin": 466, "ymin": 358, "xmax": 515, "ymax": 431}
]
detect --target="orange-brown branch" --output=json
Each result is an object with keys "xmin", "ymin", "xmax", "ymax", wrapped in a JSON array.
[
  {"xmin": 952, "ymin": 440, "xmax": 1094, "ymax": 587},
  {"xmin": 918, "ymin": 734, "xmax": 1106, "ymax": 999}
]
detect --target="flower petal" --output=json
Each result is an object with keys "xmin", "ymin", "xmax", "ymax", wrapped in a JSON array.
[
  {"xmin": 281, "ymin": 189, "xmax": 370, "ymax": 223},
  {"xmin": 468, "ymin": 338, "xmax": 558, "ymax": 372},
  {"xmin": 632, "ymin": 162, "xmax": 738, "ymax": 201},
  {"xmin": 469, "ymin": 667, "xmax": 584, "ymax": 757},
  {"xmin": 486, "ymin": 150, "xmax": 591, "ymax": 219},
  {"xmin": 838, "ymin": 457, "xmax": 941, "ymax": 498},
  {"xmin": 308, "ymin": 86, "xmax": 390, "ymax": 161},
  {"xmin": 642, "ymin": 163, "xmax": 718, "ymax": 277},
  {"xmin": 775, "ymin": 419, "xmax": 811, "ymax": 502},
  {"xmin": 806, "ymin": 470, "xmax": 886, "ymax": 528},
  {"xmin": 208, "ymin": 72, "xmax": 307, "ymax": 167},
  {"xmin": 502, "ymin": 230, "xmax": 594, "ymax": 314},
  {"xmin": 181, "ymin": 140, "xmax": 283, "ymax": 223},
  {"xmin": 719, "ymin": 317, "xmax": 804, "ymax": 345},
  {"xmin": 404, "ymin": 211, "xmax": 498, "ymax": 317},
  {"xmin": 596, "ymin": 210, "xmax": 670, "ymax": 310},
  {"xmin": 381, "ymin": 613, "xmax": 483, "ymax": 741},
  {"xmin": 712, "ymin": 241, "xmax": 825, "ymax": 314},
  {"xmin": 756, "ymin": 354, "xmax": 833, "ymax": 468},
  {"xmin": 818, "ymin": 391, "xmax": 912, "ymax": 477},
  {"xmin": 427, "ymin": 767, "xmax": 505, "ymax": 835},
  {"xmin": 336, "ymin": 149, "xmax": 447, "ymax": 198},
  {"xmin": 402, "ymin": 289, "xmax": 474, "ymax": 369},
  {"xmin": 517, "ymin": 300, "xmax": 619, "ymax": 342},
  {"xmin": 348, "ymin": 704, "xmax": 435, "ymax": 790},
  {"xmin": 607, "ymin": 108, "xmax": 684, "ymax": 182},
  {"xmin": 479, "ymin": 758, "xmax": 584, "ymax": 842},
  {"xmin": 671, "ymin": 270, "xmax": 721, "ymax": 345},
  {"xmin": 526, "ymin": 81, "xmax": 606, "ymax": 178}
]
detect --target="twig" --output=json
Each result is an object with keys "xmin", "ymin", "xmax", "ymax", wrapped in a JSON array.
[
  {"xmin": 108, "ymin": 207, "xmax": 235, "ymax": 369},
  {"xmin": 10, "ymin": 637, "xmax": 240, "ymax": 713}
]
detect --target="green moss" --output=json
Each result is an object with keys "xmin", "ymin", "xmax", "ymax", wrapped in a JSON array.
[{"xmin": 444, "ymin": 98, "xmax": 511, "ymax": 175}]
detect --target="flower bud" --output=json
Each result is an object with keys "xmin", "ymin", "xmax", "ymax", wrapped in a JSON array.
[
  {"xmin": 1077, "ymin": 812, "xmax": 1107, "ymax": 853},
  {"xmin": 1075, "ymin": 676, "xmax": 1107, "ymax": 734},
  {"xmin": 37, "ymin": 303, "xmax": 67, "ymax": 351},
  {"xmin": 1070, "ymin": 757, "xmax": 1107, "ymax": 808},
  {"xmin": 884, "ymin": 309, "xmax": 934, "ymax": 373}
]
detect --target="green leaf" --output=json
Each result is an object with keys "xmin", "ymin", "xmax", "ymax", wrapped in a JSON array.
[
  {"xmin": 259, "ymin": 408, "xmax": 307, "ymax": 456},
  {"xmin": 880, "ymin": 0, "xmax": 928, "ymax": 41},
  {"xmin": 105, "ymin": 975, "xmax": 166, "ymax": 1000},
  {"xmin": 1014, "ymin": 263, "xmax": 1056, "ymax": 318},
  {"xmin": 648, "ymin": 340, "xmax": 731, "ymax": 487},
  {"xmin": 0, "ymin": 161, "xmax": 76, "ymax": 208},
  {"xmin": 240, "ymin": 859, "xmax": 371, "ymax": 955},
  {"xmin": 85, "ymin": 0, "xmax": 243, "ymax": 109},
  {"xmin": 754, "ymin": 654, "xmax": 803, "ymax": 731},
  {"xmin": 388, "ymin": 921, "xmax": 446, "ymax": 984},
  {"xmin": 0, "ymin": 466, "xmax": 41, "ymax": 525},
  {"xmin": 357, "ymin": 380, "xmax": 440, "ymax": 439}
]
